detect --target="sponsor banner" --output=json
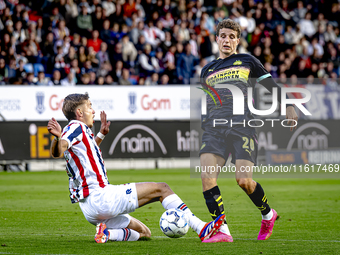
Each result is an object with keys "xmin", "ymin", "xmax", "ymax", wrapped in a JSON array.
[
  {"xmin": 0, "ymin": 86, "xmax": 190, "ymax": 121},
  {"xmin": 0, "ymin": 121, "xmax": 200, "ymax": 161},
  {"xmin": 257, "ymin": 85, "xmax": 340, "ymax": 119},
  {"xmin": 266, "ymin": 150, "xmax": 340, "ymax": 165},
  {"xmin": 257, "ymin": 120, "xmax": 340, "ymax": 156}
]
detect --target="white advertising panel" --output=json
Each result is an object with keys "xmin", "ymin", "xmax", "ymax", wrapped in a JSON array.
[{"xmin": 0, "ymin": 86, "xmax": 190, "ymax": 121}]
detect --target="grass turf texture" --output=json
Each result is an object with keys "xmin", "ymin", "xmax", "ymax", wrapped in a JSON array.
[{"xmin": 0, "ymin": 169, "xmax": 340, "ymax": 255}]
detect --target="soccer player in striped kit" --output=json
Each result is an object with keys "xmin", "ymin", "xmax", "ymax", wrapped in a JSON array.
[{"xmin": 47, "ymin": 93, "xmax": 225, "ymax": 243}]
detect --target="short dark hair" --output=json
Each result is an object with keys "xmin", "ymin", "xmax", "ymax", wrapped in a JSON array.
[
  {"xmin": 216, "ymin": 19, "xmax": 241, "ymax": 38},
  {"xmin": 62, "ymin": 93, "xmax": 89, "ymax": 121}
]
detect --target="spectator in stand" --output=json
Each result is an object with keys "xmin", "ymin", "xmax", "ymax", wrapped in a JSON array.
[
  {"xmin": 92, "ymin": 5, "xmax": 104, "ymax": 32},
  {"xmin": 105, "ymin": 74, "xmax": 115, "ymax": 85},
  {"xmin": 291, "ymin": 1, "xmax": 307, "ymax": 24},
  {"xmin": 110, "ymin": 1, "xmax": 124, "ymax": 24},
  {"xmin": 78, "ymin": 46, "xmax": 88, "ymax": 68},
  {"xmin": 159, "ymin": 74, "xmax": 170, "ymax": 85},
  {"xmin": 13, "ymin": 20, "xmax": 26, "ymax": 43},
  {"xmin": 176, "ymin": 43, "xmax": 198, "ymax": 84},
  {"xmin": 79, "ymin": 73, "xmax": 91, "ymax": 85},
  {"xmin": 89, "ymin": 71, "xmax": 97, "ymax": 84},
  {"xmin": 53, "ymin": 20, "xmax": 70, "ymax": 41},
  {"xmin": 161, "ymin": 12, "xmax": 174, "ymax": 30},
  {"xmin": 96, "ymin": 76, "xmax": 105, "ymax": 85},
  {"xmin": 194, "ymin": 58, "xmax": 207, "ymax": 79},
  {"xmin": 100, "ymin": 19, "xmax": 114, "ymax": 46},
  {"xmin": 49, "ymin": 70, "xmax": 62, "ymax": 85},
  {"xmin": 65, "ymin": 0, "xmax": 79, "ymax": 24},
  {"xmin": 87, "ymin": 46, "xmax": 99, "ymax": 68},
  {"xmin": 102, "ymin": 0, "xmax": 116, "ymax": 17},
  {"xmin": 143, "ymin": 20, "xmax": 159, "ymax": 49},
  {"xmin": 87, "ymin": 30, "xmax": 103, "ymax": 53},
  {"xmin": 21, "ymin": 32, "xmax": 41, "ymax": 63},
  {"xmin": 298, "ymin": 12, "xmax": 316, "ymax": 39},
  {"xmin": 0, "ymin": 58, "xmax": 8, "ymax": 82},
  {"xmin": 159, "ymin": 31, "xmax": 173, "ymax": 54},
  {"xmin": 81, "ymin": 60, "xmax": 94, "ymax": 74},
  {"xmin": 145, "ymin": 72, "xmax": 159, "ymax": 85},
  {"xmin": 70, "ymin": 58, "xmax": 81, "ymax": 82},
  {"xmin": 123, "ymin": 0, "xmax": 137, "ymax": 26},
  {"xmin": 23, "ymin": 72, "xmax": 35, "ymax": 85},
  {"xmin": 138, "ymin": 76, "xmax": 146, "ymax": 85},
  {"xmin": 139, "ymin": 44, "xmax": 160, "ymax": 77},
  {"xmin": 97, "ymin": 60, "xmax": 112, "ymax": 77},
  {"xmin": 35, "ymin": 71, "xmax": 51, "ymax": 85},
  {"xmin": 64, "ymin": 46, "xmax": 77, "ymax": 64},
  {"xmin": 77, "ymin": 4, "xmax": 93, "ymax": 38},
  {"xmin": 119, "ymin": 68, "xmax": 132, "ymax": 85},
  {"xmin": 130, "ymin": 21, "xmax": 145, "ymax": 45},
  {"xmin": 121, "ymin": 34, "xmax": 137, "ymax": 67},
  {"xmin": 16, "ymin": 59, "xmax": 27, "ymax": 80},
  {"xmin": 70, "ymin": 33, "xmax": 81, "ymax": 52},
  {"xmin": 96, "ymin": 42, "xmax": 110, "ymax": 66},
  {"xmin": 112, "ymin": 60, "xmax": 123, "ymax": 83},
  {"xmin": 155, "ymin": 48, "xmax": 165, "ymax": 74},
  {"xmin": 111, "ymin": 23, "xmax": 123, "ymax": 44},
  {"xmin": 111, "ymin": 42, "xmax": 124, "ymax": 66}
]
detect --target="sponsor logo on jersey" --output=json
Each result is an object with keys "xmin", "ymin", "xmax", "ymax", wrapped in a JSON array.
[
  {"xmin": 126, "ymin": 188, "xmax": 132, "ymax": 194},
  {"xmin": 233, "ymin": 60, "xmax": 242, "ymax": 65},
  {"xmin": 205, "ymin": 67, "xmax": 250, "ymax": 86}
]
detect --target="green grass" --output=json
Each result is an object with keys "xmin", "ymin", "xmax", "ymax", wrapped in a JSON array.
[{"xmin": 1, "ymin": 169, "xmax": 340, "ymax": 255}]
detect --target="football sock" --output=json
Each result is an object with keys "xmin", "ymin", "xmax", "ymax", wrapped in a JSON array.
[
  {"xmin": 247, "ymin": 182, "xmax": 271, "ymax": 216},
  {"xmin": 203, "ymin": 186, "xmax": 230, "ymax": 235},
  {"xmin": 108, "ymin": 228, "xmax": 140, "ymax": 241},
  {"xmin": 162, "ymin": 194, "xmax": 205, "ymax": 235},
  {"xmin": 262, "ymin": 209, "xmax": 273, "ymax": 220}
]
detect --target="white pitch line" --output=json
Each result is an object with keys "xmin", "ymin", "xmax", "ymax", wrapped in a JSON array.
[{"xmin": 1, "ymin": 233, "xmax": 339, "ymax": 243}]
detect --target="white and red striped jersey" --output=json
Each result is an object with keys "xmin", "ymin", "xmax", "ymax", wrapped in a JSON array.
[{"xmin": 61, "ymin": 120, "xmax": 109, "ymax": 203}]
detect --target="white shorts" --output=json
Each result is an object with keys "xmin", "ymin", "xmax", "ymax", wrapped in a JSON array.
[{"xmin": 79, "ymin": 183, "xmax": 139, "ymax": 229}]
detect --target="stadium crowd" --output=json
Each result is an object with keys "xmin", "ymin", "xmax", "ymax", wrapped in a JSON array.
[{"xmin": 0, "ymin": 0, "xmax": 339, "ymax": 86}]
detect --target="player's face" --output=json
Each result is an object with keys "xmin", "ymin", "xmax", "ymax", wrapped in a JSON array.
[
  {"xmin": 216, "ymin": 28, "xmax": 240, "ymax": 58},
  {"xmin": 80, "ymin": 100, "xmax": 95, "ymax": 128}
]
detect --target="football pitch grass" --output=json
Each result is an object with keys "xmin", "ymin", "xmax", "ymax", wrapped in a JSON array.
[{"xmin": 1, "ymin": 169, "xmax": 340, "ymax": 255}]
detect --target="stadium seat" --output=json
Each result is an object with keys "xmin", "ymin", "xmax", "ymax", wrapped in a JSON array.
[
  {"xmin": 24, "ymin": 63, "xmax": 34, "ymax": 74},
  {"xmin": 33, "ymin": 64, "xmax": 45, "ymax": 77}
]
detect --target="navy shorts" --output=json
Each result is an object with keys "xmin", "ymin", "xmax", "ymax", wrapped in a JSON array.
[{"xmin": 199, "ymin": 129, "xmax": 258, "ymax": 165}]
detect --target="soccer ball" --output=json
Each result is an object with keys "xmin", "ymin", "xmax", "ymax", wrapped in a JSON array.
[{"xmin": 159, "ymin": 208, "xmax": 189, "ymax": 238}]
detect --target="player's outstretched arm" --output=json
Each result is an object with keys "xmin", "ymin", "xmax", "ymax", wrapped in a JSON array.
[
  {"xmin": 259, "ymin": 77, "xmax": 298, "ymax": 131},
  {"xmin": 47, "ymin": 117, "xmax": 68, "ymax": 158},
  {"xmin": 95, "ymin": 111, "xmax": 111, "ymax": 146}
]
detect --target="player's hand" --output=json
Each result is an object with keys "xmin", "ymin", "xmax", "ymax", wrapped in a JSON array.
[
  {"xmin": 99, "ymin": 111, "xmax": 111, "ymax": 135},
  {"xmin": 47, "ymin": 117, "xmax": 62, "ymax": 138},
  {"xmin": 286, "ymin": 106, "xmax": 298, "ymax": 131}
]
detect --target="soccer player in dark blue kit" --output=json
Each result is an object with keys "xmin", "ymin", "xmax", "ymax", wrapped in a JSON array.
[{"xmin": 199, "ymin": 19, "xmax": 298, "ymax": 243}]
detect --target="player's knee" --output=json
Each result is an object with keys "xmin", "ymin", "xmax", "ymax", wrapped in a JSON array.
[
  {"xmin": 144, "ymin": 226, "xmax": 151, "ymax": 238},
  {"xmin": 156, "ymin": 182, "xmax": 171, "ymax": 194},
  {"xmin": 236, "ymin": 178, "xmax": 253, "ymax": 193},
  {"xmin": 138, "ymin": 226, "xmax": 151, "ymax": 238}
]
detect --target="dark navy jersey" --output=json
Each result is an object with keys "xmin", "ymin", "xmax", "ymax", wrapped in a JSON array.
[{"xmin": 200, "ymin": 53, "xmax": 271, "ymax": 135}]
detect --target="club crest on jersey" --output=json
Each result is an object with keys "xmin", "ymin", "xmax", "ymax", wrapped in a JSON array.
[
  {"xmin": 233, "ymin": 60, "xmax": 242, "ymax": 65},
  {"xmin": 126, "ymin": 188, "xmax": 132, "ymax": 194}
]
